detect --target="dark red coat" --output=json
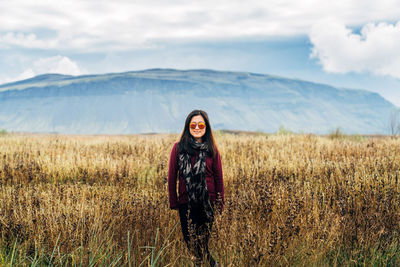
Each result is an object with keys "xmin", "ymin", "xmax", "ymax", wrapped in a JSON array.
[{"xmin": 168, "ymin": 142, "xmax": 224, "ymax": 210}]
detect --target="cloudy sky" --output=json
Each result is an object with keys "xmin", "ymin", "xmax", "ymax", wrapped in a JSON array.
[{"xmin": 1, "ymin": 0, "xmax": 400, "ymax": 105}]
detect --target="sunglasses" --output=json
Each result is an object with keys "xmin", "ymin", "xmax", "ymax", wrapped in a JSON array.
[{"xmin": 190, "ymin": 122, "xmax": 206, "ymax": 129}]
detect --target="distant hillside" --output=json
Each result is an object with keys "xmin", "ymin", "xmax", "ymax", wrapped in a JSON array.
[{"xmin": 0, "ymin": 69, "xmax": 395, "ymax": 134}]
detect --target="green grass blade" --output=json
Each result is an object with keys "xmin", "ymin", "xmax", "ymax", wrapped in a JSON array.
[
  {"xmin": 8, "ymin": 239, "xmax": 18, "ymax": 267},
  {"xmin": 49, "ymin": 233, "xmax": 61, "ymax": 266},
  {"xmin": 152, "ymin": 222, "xmax": 179, "ymax": 266},
  {"xmin": 151, "ymin": 228, "xmax": 159, "ymax": 265}
]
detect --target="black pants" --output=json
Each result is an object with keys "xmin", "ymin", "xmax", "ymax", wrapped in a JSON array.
[{"xmin": 178, "ymin": 203, "xmax": 215, "ymax": 265}]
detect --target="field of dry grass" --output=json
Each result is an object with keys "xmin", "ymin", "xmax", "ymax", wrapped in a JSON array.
[{"xmin": 0, "ymin": 132, "xmax": 399, "ymax": 266}]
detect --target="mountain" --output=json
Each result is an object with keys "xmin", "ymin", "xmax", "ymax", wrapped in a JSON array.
[{"xmin": 0, "ymin": 69, "xmax": 395, "ymax": 134}]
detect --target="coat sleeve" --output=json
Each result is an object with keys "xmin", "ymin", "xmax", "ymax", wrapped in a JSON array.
[
  {"xmin": 168, "ymin": 142, "xmax": 179, "ymax": 209},
  {"xmin": 213, "ymin": 148, "xmax": 225, "ymax": 211}
]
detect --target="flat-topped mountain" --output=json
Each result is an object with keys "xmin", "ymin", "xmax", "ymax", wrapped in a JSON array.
[{"xmin": 0, "ymin": 69, "xmax": 394, "ymax": 134}]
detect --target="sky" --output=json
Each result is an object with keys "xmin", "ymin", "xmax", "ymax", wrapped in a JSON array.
[{"xmin": 1, "ymin": 0, "xmax": 400, "ymax": 106}]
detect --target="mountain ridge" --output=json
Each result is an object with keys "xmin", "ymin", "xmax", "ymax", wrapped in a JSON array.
[{"xmin": 0, "ymin": 68, "xmax": 394, "ymax": 134}]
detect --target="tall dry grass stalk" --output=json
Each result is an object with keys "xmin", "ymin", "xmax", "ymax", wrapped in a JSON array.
[{"xmin": 0, "ymin": 133, "xmax": 399, "ymax": 266}]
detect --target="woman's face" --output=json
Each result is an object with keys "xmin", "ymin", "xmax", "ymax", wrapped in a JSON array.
[{"xmin": 189, "ymin": 115, "xmax": 206, "ymax": 141}]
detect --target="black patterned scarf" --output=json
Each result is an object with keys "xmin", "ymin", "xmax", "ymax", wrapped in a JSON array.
[{"xmin": 178, "ymin": 137, "xmax": 214, "ymax": 223}]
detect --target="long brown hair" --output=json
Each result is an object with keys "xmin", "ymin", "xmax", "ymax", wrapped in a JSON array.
[{"xmin": 178, "ymin": 110, "xmax": 217, "ymax": 157}]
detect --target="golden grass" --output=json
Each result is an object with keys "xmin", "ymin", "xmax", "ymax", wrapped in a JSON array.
[{"xmin": 0, "ymin": 133, "xmax": 399, "ymax": 266}]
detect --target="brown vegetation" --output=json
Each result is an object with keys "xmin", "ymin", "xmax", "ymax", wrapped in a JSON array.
[{"xmin": 0, "ymin": 133, "xmax": 399, "ymax": 266}]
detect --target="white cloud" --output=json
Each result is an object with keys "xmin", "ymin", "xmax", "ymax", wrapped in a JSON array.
[
  {"xmin": 310, "ymin": 20, "xmax": 400, "ymax": 78},
  {"xmin": 0, "ymin": 56, "xmax": 86, "ymax": 84},
  {"xmin": 15, "ymin": 68, "xmax": 35, "ymax": 81},
  {"xmin": 1, "ymin": 0, "xmax": 400, "ymax": 51},
  {"xmin": 0, "ymin": 32, "xmax": 54, "ymax": 49},
  {"xmin": 31, "ymin": 55, "xmax": 85, "ymax": 76}
]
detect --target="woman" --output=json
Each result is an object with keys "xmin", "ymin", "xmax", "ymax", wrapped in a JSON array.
[{"xmin": 168, "ymin": 110, "xmax": 224, "ymax": 267}]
